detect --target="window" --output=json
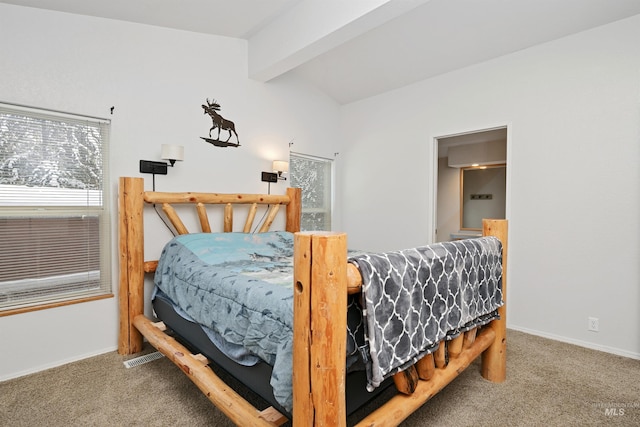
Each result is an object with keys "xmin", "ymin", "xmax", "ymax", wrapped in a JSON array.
[
  {"xmin": 0, "ymin": 103, "xmax": 111, "ymax": 313},
  {"xmin": 290, "ymin": 153, "xmax": 332, "ymax": 231}
]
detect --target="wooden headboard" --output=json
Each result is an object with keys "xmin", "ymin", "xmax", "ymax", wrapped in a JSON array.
[{"xmin": 117, "ymin": 176, "xmax": 301, "ymax": 354}]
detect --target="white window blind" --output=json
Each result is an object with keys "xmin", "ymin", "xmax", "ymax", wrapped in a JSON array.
[
  {"xmin": 0, "ymin": 103, "xmax": 111, "ymax": 311},
  {"xmin": 290, "ymin": 153, "xmax": 333, "ymax": 231}
]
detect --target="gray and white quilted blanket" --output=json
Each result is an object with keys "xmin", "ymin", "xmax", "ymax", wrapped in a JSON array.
[{"xmin": 348, "ymin": 237, "xmax": 503, "ymax": 390}]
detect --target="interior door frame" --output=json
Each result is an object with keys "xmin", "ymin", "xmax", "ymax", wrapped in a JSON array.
[{"xmin": 430, "ymin": 123, "xmax": 512, "ymax": 243}]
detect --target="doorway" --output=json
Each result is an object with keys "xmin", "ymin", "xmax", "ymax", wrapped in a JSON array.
[{"xmin": 433, "ymin": 127, "xmax": 508, "ymax": 242}]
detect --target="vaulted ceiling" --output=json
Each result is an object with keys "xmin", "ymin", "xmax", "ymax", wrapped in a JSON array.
[{"xmin": 3, "ymin": 0, "xmax": 640, "ymax": 104}]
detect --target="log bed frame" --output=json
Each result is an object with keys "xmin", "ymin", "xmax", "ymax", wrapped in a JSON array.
[{"xmin": 118, "ymin": 176, "xmax": 508, "ymax": 426}]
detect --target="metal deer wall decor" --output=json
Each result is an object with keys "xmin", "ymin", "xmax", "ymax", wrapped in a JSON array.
[{"xmin": 200, "ymin": 98, "xmax": 240, "ymax": 147}]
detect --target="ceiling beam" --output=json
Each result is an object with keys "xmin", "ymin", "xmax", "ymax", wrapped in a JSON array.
[{"xmin": 248, "ymin": 0, "xmax": 430, "ymax": 82}]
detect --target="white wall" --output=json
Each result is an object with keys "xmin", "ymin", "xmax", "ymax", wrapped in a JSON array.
[
  {"xmin": 436, "ymin": 157, "xmax": 460, "ymax": 242},
  {"xmin": 0, "ymin": 4, "xmax": 341, "ymax": 380},
  {"xmin": 340, "ymin": 15, "xmax": 640, "ymax": 358},
  {"xmin": 461, "ymin": 166, "xmax": 506, "ymax": 229}
]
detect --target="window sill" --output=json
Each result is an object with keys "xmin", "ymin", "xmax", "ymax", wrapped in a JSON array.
[{"xmin": 0, "ymin": 293, "xmax": 114, "ymax": 317}]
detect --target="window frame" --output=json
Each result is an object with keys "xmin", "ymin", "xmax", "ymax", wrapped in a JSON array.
[
  {"xmin": 289, "ymin": 152, "xmax": 334, "ymax": 232},
  {"xmin": 0, "ymin": 102, "xmax": 112, "ymax": 316}
]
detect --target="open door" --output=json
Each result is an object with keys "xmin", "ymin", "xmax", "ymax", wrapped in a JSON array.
[{"xmin": 434, "ymin": 127, "xmax": 508, "ymax": 242}]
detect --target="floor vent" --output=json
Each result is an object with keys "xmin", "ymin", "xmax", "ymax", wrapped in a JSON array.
[{"xmin": 123, "ymin": 351, "xmax": 164, "ymax": 368}]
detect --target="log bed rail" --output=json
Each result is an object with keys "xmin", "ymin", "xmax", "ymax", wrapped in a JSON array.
[{"xmin": 118, "ymin": 176, "xmax": 508, "ymax": 426}]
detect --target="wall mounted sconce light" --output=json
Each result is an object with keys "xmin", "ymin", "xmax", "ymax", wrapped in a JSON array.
[
  {"xmin": 161, "ymin": 144, "xmax": 185, "ymax": 167},
  {"xmin": 140, "ymin": 144, "xmax": 184, "ymax": 190},
  {"xmin": 260, "ymin": 160, "xmax": 289, "ymax": 193},
  {"xmin": 272, "ymin": 160, "xmax": 289, "ymax": 180}
]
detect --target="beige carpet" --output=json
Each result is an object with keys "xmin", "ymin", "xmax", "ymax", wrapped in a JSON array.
[{"xmin": 1, "ymin": 330, "xmax": 638, "ymax": 426}]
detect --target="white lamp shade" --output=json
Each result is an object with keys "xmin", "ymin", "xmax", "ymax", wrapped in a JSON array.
[
  {"xmin": 161, "ymin": 144, "xmax": 184, "ymax": 161},
  {"xmin": 272, "ymin": 160, "xmax": 289, "ymax": 173}
]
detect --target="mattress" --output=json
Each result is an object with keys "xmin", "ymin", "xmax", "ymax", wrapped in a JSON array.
[{"xmin": 152, "ymin": 289, "xmax": 393, "ymax": 418}]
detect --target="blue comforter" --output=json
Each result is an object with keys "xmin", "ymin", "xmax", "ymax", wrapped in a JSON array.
[{"xmin": 154, "ymin": 232, "xmax": 297, "ymax": 410}]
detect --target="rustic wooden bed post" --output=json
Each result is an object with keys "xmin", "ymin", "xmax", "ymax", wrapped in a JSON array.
[
  {"xmin": 118, "ymin": 176, "xmax": 145, "ymax": 355},
  {"xmin": 293, "ymin": 232, "xmax": 348, "ymax": 426},
  {"xmin": 481, "ymin": 218, "xmax": 508, "ymax": 382},
  {"xmin": 286, "ymin": 187, "xmax": 301, "ymax": 233}
]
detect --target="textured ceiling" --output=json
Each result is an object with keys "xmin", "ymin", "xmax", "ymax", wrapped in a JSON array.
[{"xmin": 3, "ymin": 0, "xmax": 640, "ymax": 104}]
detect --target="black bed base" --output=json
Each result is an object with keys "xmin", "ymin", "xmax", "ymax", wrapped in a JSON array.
[{"xmin": 152, "ymin": 294, "xmax": 393, "ymax": 419}]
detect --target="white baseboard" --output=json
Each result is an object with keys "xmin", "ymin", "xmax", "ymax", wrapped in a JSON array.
[
  {"xmin": 2, "ymin": 329, "xmax": 638, "ymax": 383},
  {"xmin": 508, "ymin": 325, "xmax": 640, "ymax": 360},
  {"xmin": 0, "ymin": 345, "xmax": 118, "ymax": 382}
]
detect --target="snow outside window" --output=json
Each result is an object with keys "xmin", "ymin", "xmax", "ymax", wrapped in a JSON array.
[
  {"xmin": 290, "ymin": 153, "xmax": 332, "ymax": 231},
  {"xmin": 0, "ymin": 103, "xmax": 111, "ymax": 312}
]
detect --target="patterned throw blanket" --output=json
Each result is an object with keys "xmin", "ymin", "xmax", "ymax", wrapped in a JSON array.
[{"xmin": 349, "ymin": 237, "xmax": 503, "ymax": 390}]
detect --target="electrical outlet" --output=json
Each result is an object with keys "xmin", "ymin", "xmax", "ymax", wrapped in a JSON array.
[{"xmin": 588, "ymin": 317, "xmax": 599, "ymax": 332}]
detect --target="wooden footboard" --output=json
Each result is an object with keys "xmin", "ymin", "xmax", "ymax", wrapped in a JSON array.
[
  {"xmin": 118, "ymin": 176, "xmax": 507, "ymax": 427},
  {"xmin": 292, "ymin": 220, "xmax": 507, "ymax": 426}
]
